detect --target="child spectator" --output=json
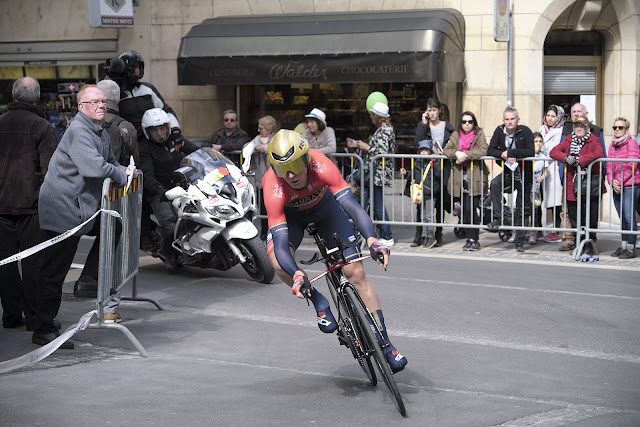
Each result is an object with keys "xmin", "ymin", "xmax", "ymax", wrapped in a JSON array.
[
  {"xmin": 529, "ymin": 133, "xmax": 547, "ymax": 244},
  {"xmin": 400, "ymin": 139, "xmax": 440, "ymax": 248}
]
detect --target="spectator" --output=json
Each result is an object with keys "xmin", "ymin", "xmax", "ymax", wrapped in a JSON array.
[
  {"xmin": 443, "ymin": 111, "xmax": 488, "ymax": 251},
  {"xmin": 36, "ymin": 85, "xmax": 136, "ymax": 347},
  {"xmin": 487, "ymin": 106, "xmax": 535, "ymax": 253},
  {"xmin": 529, "ymin": 133, "xmax": 548, "ymax": 245},
  {"xmin": 560, "ymin": 103, "xmax": 607, "ymax": 249},
  {"xmin": 302, "ymin": 108, "xmax": 336, "ymax": 155},
  {"xmin": 139, "ymin": 108, "xmax": 198, "ymax": 272},
  {"xmin": 607, "ymin": 117, "xmax": 639, "ymax": 259},
  {"xmin": 550, "ymin": 115, "xmax": 605, "ymax": 253},
  {"xmin": 355, "ymin": 102, "xmax": 395, "ymax": 247},
  {"xmin": 538, "ymin": 105, "xmax": 565, "ymax": 243},
  {"xmin": 97, "ymin": 79, "xmax": 139, "ymax": 165},
  {"xmin": 66, "ymin": 80, "xmax": 141, "ymax": 300},
  {"xmin": 202, "ymin": 109, "xmax": 249, "ymax": 157},
  {"xmin": 399, "ymin": 139, "xmax": 440, "ymax": 249},
  {"xmin": 245, "ymin": 115, "xmax": 278, "ymax": 239},
  {"xmin": 0, "ymin": 77, "xmax": 57, "ymax": 330},
  {"xmin": 414, "ymin": 98, "xmax": 455, "ymax": 246}
]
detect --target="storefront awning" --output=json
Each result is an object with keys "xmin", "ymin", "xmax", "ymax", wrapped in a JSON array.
[{"xmin": 178, "ymin": 10, "xmax": 465, "ymax": 85}]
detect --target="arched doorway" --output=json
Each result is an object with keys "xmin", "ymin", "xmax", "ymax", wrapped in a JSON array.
[{"xmin": 543, "ymin": 30, "xmax": 604, "ymax": 125}]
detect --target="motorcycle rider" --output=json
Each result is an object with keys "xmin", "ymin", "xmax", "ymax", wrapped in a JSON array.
[
  {"xmin": 139, "ymin": 108, "xmax": 198, "ymax": 272},
  {"xmin": 263, "ymin": 130, "xmax": 407, "ymax": 373}
]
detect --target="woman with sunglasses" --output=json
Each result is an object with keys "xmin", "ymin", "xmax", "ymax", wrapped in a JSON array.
[
  {"xmin": 607, "ymin": 118, "xmax": 639, "ymax": 259},
  {"xmin": 443, "ymin": 111, "xmax": 488, "ymax": 250}
]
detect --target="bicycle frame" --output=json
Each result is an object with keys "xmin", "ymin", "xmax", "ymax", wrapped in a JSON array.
[{"xmin": 303, "ymin": 225, "xmax": 389, "ymax": 351}]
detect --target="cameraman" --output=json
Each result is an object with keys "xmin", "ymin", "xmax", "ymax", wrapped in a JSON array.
[
  {"xmin": 138, "ymin": 108, "xmax": 198, "ymax": 272},
  {"xmin": 104, "ymin": 50, "xmax": 183, "ymax": 252}
]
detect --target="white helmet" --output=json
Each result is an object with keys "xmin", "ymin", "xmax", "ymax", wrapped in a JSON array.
[{"xmin": 141, "ymin": 108, "xmax": 170, "ymax": 142}]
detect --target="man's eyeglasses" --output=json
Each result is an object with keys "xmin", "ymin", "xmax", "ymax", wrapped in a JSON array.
[
  {"xmin": 461, "ymin": 120, "xmax": 474, "ymax": 124},
  {"xmin": 224, "ymin": 118, "xmax": 236, "ymax": 122},
  {"xmin": 612, "ymin": 126, "xmax": 627, "ymax": 131},
  {"xmin": 81, "ymin": 99, "xmax": 107, "ymax": 106}
]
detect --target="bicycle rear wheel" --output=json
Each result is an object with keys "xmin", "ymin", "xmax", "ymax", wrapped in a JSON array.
[
  {"xmin": 339, "ymin": 300, "xmax": 377, "ymax": 385},
  {"xmin": 345, "ymin": 287, "xmax": 406, "ymax": 416}
]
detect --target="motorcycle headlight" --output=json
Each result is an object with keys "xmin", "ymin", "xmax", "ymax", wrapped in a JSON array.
[
  {"xmin": 241, "ymin": 187, "xmax": 252, "ymax": 210},
  {"xmin": 206, "ymin": 205, "xmax": 241, "ymax": 220}
]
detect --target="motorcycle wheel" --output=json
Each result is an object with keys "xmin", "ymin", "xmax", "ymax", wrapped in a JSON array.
[{"xmin": 236, "ymin": 237, "xmax": 275, "ymax": 283}]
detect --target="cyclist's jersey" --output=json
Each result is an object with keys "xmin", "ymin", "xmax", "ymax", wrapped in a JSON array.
[{"xmin": 262, "ymin": 150, "xmax": 375, "ymax": 277}]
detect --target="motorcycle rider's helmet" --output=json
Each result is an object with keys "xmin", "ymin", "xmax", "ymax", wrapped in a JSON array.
[
  {"xmin": 118, "ymin": 50, "xmax": 144, "ymax": 89},
  {"xmin": 266, "ymin": 129, "xmax": 310, "ymax": 178},
  {"xmin": 141, "ymin": 108, "xmax": 170, "ymax": 143}
]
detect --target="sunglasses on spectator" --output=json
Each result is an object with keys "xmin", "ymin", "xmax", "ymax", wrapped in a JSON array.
[
  {"xmin": 612, "ymin": 126, "xmax": 627, "ymax": 131},
  {"xmin": 224, "ymin": 118, "xmax": 236, "ymax": 122},
  {"xmin": 461, "ymin": 120, "xmax": 474, "ymax": 124}
]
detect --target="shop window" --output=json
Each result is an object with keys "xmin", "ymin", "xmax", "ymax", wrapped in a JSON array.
[{"xmin": 239, "ymin": 82, "xmax": 434, "ymax": 155}]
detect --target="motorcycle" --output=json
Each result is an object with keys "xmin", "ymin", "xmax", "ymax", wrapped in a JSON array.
[{"xmin": 162, "ymin": 148, "xmax": 275, "ymax": 283}]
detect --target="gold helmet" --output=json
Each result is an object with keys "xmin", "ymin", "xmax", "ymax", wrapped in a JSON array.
[{"xmin": 267, "ymin": 129, "xmax": 310, "ymax": 178}]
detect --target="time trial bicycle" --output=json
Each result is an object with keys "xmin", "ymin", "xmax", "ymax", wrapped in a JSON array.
[{"xmin": 300, "ymin": 223, "xmax": 406, "ymax": 416}]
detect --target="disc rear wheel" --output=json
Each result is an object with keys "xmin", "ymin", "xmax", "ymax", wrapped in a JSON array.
[{"xmin": 345, "ymin": 287, "xmax": 406, "ymax": 416}]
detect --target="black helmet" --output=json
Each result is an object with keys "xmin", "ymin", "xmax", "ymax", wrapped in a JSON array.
[{"xmin": 118, "ymin": 50, "xmax": 144, "ymax": 84}]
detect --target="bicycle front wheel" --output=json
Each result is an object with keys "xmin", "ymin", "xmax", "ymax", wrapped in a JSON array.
[{"xmin": 345, "ymin": 287, "xmax": 406, "ymax": 416}]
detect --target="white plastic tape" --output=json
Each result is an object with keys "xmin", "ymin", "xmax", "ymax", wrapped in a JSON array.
[
  {"xmin": 0, "ymin": 209, "xmax": 121, "ymax": 267},
  {"xmin": 0, "ymin": 310, "xmax": 96, "ymax": 374}
]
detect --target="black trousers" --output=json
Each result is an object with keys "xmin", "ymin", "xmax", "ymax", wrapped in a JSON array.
[
  {"xmin": 490, "ymin": 173, "xmax": 532, "ymax": 243},
  {"xmin": 0, "ymin": 214, "xmax": 42, "ymax": 327},
  {"xmin": 36, "ymin": 231, "xmax": 81, "ymax": 333},
  {"xmin": 35, "ymin": 219, "xmax": 104, "ymax": 333},
  {"xmin": 461, "ymin": 194, "xmax": 481, "ymax": 240},
  {"xmin": 567, "ymin": 199, "xmax": 599, "ymax": 241}
]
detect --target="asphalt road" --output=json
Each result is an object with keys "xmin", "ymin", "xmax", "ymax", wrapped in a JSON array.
[{"xmin": 0, "ymin": 239, "xmax": 638, "ymax": 426}]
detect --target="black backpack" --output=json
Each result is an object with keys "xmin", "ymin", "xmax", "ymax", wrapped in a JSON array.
[{"xmin": 104, "ymin": 115, "xmax": 129, "ymax": 164}]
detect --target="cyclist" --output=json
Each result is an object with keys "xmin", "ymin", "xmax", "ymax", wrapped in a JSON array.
[{"xmin": 263, "ymin": 129, "xmax": 407, "ymax": 373}]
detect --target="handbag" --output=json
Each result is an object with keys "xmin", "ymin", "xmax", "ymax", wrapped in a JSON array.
[
  {"xmin": 351, "ymin": 165, "xmax": 370, "ymax": 187},
  {"xmin": 573, "ymin": 170, "xmax": 600, "ymax": 198},
  {"xmin": 411, "ymin": 160, "xmax": 433, "ymax": 204}
]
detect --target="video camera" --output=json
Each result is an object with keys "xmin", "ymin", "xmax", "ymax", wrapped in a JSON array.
[{"xmin": 103, "ymin": 57, "xmax": 127, "ymax": 79}]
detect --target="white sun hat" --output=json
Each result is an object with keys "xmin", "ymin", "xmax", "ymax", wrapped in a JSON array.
[
  {"xmin": 369, "ymin": 102, "xmax": 390, "ymax": 118},
  {"xmin": 304, "ymin": 108, "xmax": 327, "ymax": 126}
]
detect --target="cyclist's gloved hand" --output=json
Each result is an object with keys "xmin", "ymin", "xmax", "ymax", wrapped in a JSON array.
[
  {"xmin": 369, "ymin": 241, "xmax": 390, "ymax": 270},
  {"xmin": 292, "ymin": 273, "xmax": 312, "ymax": 300}
]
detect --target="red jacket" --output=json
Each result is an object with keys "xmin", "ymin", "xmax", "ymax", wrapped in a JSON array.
[{"xmin": 550, "ymin": 133, "xmax": 606, "ymax": 201}]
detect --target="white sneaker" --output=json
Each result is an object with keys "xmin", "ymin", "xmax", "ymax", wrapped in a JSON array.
[{"xmin": 378, "ymin": 238, "xmax": 395, "ymax": 247}]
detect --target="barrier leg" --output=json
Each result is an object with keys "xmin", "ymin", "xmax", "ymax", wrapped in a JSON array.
[
  {"xmin": 122, "ymin": 276, "xmax": 165, "ymax": 311},
  {"xmin": 87, "ymin": 322, "xmax": 149, "ymax": 357}
]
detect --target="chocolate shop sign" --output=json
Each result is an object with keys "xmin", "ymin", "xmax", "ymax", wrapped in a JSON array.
[{"xmin": 179, "ymin": 52, "xmax": 445, "ymax": 85}]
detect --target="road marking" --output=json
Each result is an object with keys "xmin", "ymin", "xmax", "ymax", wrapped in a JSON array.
[
  {"xmin": 154, "ymin": 304, "xmax": 640, "ymax": 364},
  {"xmin": 496, "ymin": 405, "xmax": 625, "ymax": 426}
]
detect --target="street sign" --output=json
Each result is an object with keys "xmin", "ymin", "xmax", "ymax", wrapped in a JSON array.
[
  {"xmin": 89, "ymin": 0, "xmax": 135, "ymax": 28},
  {"xmin": 494, "ymin": 0, "xmax": 510, "ymax": 42}
]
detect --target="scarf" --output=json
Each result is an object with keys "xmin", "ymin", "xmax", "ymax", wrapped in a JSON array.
[
  {"xmin": 611, "ymin": 132, "xmax": 630, "ymax": 148},
  {"xmin": 458, "ymin": 131, "xmax": 475, "ymax": 152},
  {"xmin": 570, "ymin": 131, "xmax": 591, "ymax": 155},
  {"xmin": 543, "ymin": 105, "xmax": 565, "ymax": 133}
]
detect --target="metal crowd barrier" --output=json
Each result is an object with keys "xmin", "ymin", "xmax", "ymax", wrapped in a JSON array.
[
  {"xmin": 581, "ymin": 157, "xmax": 640, "ymax": 257},
  {"xmin": 88, "ymin": 173, "xmax": 164, "ymax": 357},
  {"xmin": 243, "ymin": 147, "xmax": 639, "ymax": 261}
]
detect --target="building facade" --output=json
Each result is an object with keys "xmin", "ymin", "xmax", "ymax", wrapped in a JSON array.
[{"xmin": 1, "ymin": 0, "xmax": 638, "ymax": 148}]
